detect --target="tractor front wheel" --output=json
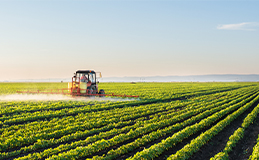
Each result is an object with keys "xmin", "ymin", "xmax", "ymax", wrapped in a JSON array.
[{"xmin": 99, "ymin": 89, "xmax": 105, "ymax": 97}]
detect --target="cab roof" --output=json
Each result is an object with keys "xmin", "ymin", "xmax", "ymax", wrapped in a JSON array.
[{"xmin": 76, "ymin": 70, "xmax": 96, "ymax": 74}]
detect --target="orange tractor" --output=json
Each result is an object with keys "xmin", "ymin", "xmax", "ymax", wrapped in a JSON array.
[
  {"xmin": 69, "ymin": 70, "xmax": 104, "ymax": 96},
  {"xmin": 17, "ymin": 70, "xmax": 139, "ymax": 98}
]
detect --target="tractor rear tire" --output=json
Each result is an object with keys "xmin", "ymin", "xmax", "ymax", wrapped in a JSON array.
[
  {"xmin": 91, "ymin": 86, "xmax": 97, "ymax": 95},
  {"xmin": 88, "ymin": 86, "xmax": 97, "ymax": 95}
]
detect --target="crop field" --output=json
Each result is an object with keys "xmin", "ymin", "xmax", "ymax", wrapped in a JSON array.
[{"xmin": 1, "ymin": 82, "xmax": 259, "ymax": 160}]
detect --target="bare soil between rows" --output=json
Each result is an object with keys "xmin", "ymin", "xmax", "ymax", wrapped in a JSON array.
[
  {"xmin": 186, "ymin": 100, "xmax": 259, "ymax": 160},
  {"xmin": 228, "ymin": 114, "xmax": 259, "ymax": 160}
]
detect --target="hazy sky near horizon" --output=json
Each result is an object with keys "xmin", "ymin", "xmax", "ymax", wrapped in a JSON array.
[{"xmin": 0, "ymin": 0, "xmax": 259, "ymax": 80}]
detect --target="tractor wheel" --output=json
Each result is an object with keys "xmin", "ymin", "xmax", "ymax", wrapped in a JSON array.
[
  {"xmin": 91, "ymin": 86, "xmax": 97, "ymax": 95},
  {"xmin": 99, "ymin": 89, "xmax": 105, "ymax": 97},
  {"xmin": 88, "ymin": 86, "xmax": 97, "ymax": 95}
]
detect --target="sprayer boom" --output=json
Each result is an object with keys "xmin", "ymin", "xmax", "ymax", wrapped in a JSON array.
[{"xmin": 16, "ymin": 89, "xmax": 139, "ymax": 98}]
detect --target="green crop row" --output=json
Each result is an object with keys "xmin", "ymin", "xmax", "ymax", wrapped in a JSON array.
[
  {"xmin": 43, "ymin": 90, "xmax": 256, "ymax": 160},
  {"xmin": 3, "ymin": 85, "xmax": 250, "ymax": 155},
  {"xmin": 1, "ymin": 96, "xmax": 213, "ymax": 159},
  {"xmin": 249, "ymin": 134, "xmax": 259, "ymax": 160},
  {"xmin": 99, "ymin": 82, "xmax": 255, "ymax": 100},
  {"xmin": 1, "ymin": 100, "xmax": 178, "ymax": 152},
  {"xmin": 168, "ymin": 94, "xmax": 259, "ymax": 160},
  {"xmin": 91, "ymin": 90, "xmax": 253, "ymax": 160},
  {"xmin": 128, "ymin": 91, "xmax": 259, "ymax": 160},
  {"xmin": 0, "ymin": 82, "xmax": 258, "ymax": 160},
  {"xmin": 11, "ymin": 99, "xmax": 221, "ymax": 160}
]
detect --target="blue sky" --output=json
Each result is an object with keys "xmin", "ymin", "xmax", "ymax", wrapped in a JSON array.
[{"xmin": 0, "ymin": 1, "xmax": 259, "ymax": 80}]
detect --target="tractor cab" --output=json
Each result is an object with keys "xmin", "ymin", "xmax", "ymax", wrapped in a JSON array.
[
  {"xmin": 69, "ymin": 70, "xmax": 103, "ymax": 95},
  {"xmin": 76, "ymin": 70, "xmax": 96, "ymax": 85}
]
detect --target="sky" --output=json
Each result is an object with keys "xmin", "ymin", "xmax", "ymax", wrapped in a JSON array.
[{"xmin": 0, "ymin": 0, "xmax": 259, "ymax": 81}]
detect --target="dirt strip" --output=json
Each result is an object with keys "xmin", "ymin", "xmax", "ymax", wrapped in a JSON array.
[
  {"xmin": 187, "ymin": 101, "xmax": 259, "ymax": 160},
  {"xmin": 228, "ymin": 111, "xmax": 259, "ymax": 160}
]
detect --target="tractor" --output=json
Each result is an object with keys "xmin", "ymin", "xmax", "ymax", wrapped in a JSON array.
[
  {"xmin": 17, "ymin": 70, "xmax": 139, "ymax": 98},
  {"xmin": 69, "ymin": 70, "xmax": 105, "ymax": 96}
]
